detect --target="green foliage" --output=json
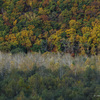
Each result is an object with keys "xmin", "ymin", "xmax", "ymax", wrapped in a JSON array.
[
  {"xmin": 11, "ymin": 47, "xmax": 24, "ymax": 54},
  {"xmin": 0, "ymin": 64, "xmax": 99, "ymax": 100},
  {"xmin": 31, "ymin": 44, "xmax": 41, "ymax": 52},
  {"xmin": 31, "ymin": 40, "xmax": 47, "ymax": 53}
]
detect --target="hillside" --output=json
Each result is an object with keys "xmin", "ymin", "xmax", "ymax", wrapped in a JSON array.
[
  {"xmin": 0, "ymin": 52, "xmax": 100, "ymax": 100},
  {"xmin": 0, "ymin": 0, "xmax": 100, "ymax": 55},
  {"xmin": 0, "ymin": 1, "xmax": 100, "ymax": 99}
]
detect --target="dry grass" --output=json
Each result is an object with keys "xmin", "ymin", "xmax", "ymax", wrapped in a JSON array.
[{"xmin": 0, "ymin": 51, "xmax": 100, "ymax": 72}]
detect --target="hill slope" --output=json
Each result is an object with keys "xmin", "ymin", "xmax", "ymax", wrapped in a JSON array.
[{"xmin": 0, "ymin": 0, "xmax": 100, "ymax": 55}]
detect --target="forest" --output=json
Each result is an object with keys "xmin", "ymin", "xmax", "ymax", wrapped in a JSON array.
[
  {"xmin": 0, "ymin": 0, "xmax": 100, "ymax": 100},
  {"xmin": 0, "ymin": 0, "xmax": 100, "ymax": 55},
  {"xmin": 0, "ymin": 64, "xmax": 100, "ymax": 100},
  {"xmin": 0, "ymin": 52, "xmax": 100, "ymax": 100}
]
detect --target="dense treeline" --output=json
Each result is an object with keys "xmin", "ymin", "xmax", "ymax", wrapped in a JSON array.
[
  {"xmin": 0, "ymin": 0, "xmax": 100, "ymax": 55},
  {"xmin": 0, "ymin": 52, "xmax": 100, "ymax": 100},
  {"xmin": 0, "ymin": 65, "xmax": 100, "ymax": 100}
]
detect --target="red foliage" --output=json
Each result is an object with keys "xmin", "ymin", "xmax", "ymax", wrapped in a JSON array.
[
  {"xmin": 91, "ymin": 1, "xmax": 100, "ymax": 8},
  {"xmin": 40, "ymin": 15, "xmax": 48, "ymax": 21},
  {"xmin": 71, "ymin": 53, "xmax": 75, "ymax": 57},
  {"xmin": 4, "ymin": 22, "xmax": 11, "ymax": 26},
  {"xmin": 71, "ymin": 17, "xmax": 76, "ymax": 20},
  {"xmin": 42, "ymin": 0, "xmax": 49, "ymax": 7}
]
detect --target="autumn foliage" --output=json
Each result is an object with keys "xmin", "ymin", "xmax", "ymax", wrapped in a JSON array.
[{"xmin": 0, "ymin": 0, "xmax": 100, "ymax": 55}]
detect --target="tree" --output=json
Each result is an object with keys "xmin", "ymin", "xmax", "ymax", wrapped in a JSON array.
[
  {"xmin": 16, "ymin": 91, "xmax": 27, "ymax": 100},
  {"xmin": 69, "ymin": 20, "xmax": 81, "ymax": 29},
  {"xmin": 16, "ymin": 30, "xmax": 33, "ymax": 49}
]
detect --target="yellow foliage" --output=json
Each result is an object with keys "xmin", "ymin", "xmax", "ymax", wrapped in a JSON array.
[
  {"xmin": 91, "ymin": 45, "xmax": 96, "ymax": 55},
  {"xmin": 43, "ymin": 31, "xmax": 48, "ymax": 38},
  {"xmin": 56, "ymin": 29, "xmax": 63, "ymax": 36},
  {"xmin": 35, "ymin": 39, "xmax": 42, "ymax": 45},
  {"xmin": 16, "ymin": 30, "xmax": 33, "ymax": 47},
  {"xmin": 82, "ymin": 5, "xmax": 86, "ymax": 10},
  {"xmin": 25, "ymin": 39, "xmax": 32, "ymax": 47},
  {"xmin": 28, "ymin": 25, "xmax": 35, "ymax": 30},
  {"xmin": 57, "ymin": 1, "xmax": 60, "ymax": 5},
  {"xmin": 48, "ymin": 34, "xmax": 61, "ymax": 45},
  {"xmin": 71, "ymin": 7, "xmax": 78, "ymax": 15},
  {"xmin": 3, "ymin": 12, "xmax": 8, "ymax": 22},
  {"xmin": 80, "ymin": 46, "xmax": 85, "ymax": 55},
  {"xmin": 31, "ymin": 36, "xmax": 36, "ymax": 42},
  {"xmin": 38, "ymin": 34, "xmax": 42, "ymax": 38},
  {"xmin": 13, "ymin": 20, "xmax": 17, "ymax": 26},
  {"xmin": 66, "ymin": 28, "xmax": 76, "ymax": 43},
  {"xmin": 91, "ymin": 65, "xmax": 95, "ymax": 70},
  {"xmin": 38, "ymin": 7, "xmax": 46, "ymax": 15},
  {"xmin": 26, "ymin": 0, "xmax": 37, "ymax": 7},
  {"xmin": 66, "ymin": 28, "xmax": 76, "ymax": 37},
  {"xmin": 76, "ymin": 35, "xmax": 80, "ymax": 41},
  {"xmin": 17, "ymin": 30, "xmax": 33, "ymax": 38},
  {"xmin": 91, "ymin": 25, "xmax": 100, "ymax": 46},
  {"xmin": 81, "ymin": 27, "xmax": 92, "ymax": 34},
  {"xmin": 0, "ymin": 37, "xmax": 4, "ymax": 42},
  {"xmin": 5, "ymin": 34, "xmax": 18, "ymax": 46},
  {"xmin": 91, "ymin": 19, "xmax": 100, "ymax": 27},
  {"xmin": 69, "ymin": 20, "xmax": 80, "ymax": 29}
]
